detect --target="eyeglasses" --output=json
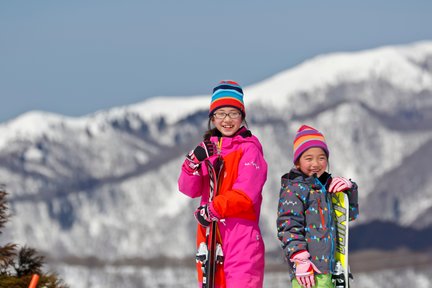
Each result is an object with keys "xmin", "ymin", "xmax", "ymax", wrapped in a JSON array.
[{"xmin": 212, "ymin": 111, "xmax": 242, "ymax": 119}]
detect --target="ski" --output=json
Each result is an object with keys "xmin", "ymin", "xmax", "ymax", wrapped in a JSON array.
[
  {"xmin": 197, "ymin": 155, "xmax": 224, "ymax": 288},
  {"xmin": 332, "ymin": 191, "xmax": 351, "ymax": 288}
]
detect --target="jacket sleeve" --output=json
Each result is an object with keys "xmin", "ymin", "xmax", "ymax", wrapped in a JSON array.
[
  {"xmin": 276, "ymin": 182, "xmax": 309, "ymax": 260},
  {"xmin": 347, "ymin": 181, "xmax": 359, "ymax": 221},
  {"xmin": 177, "ymin": 158, "xmax": 207, "ymax": 199},
  {"xmin": 212, "ymin": 143, "xmax": 267, "ymax": 220}
]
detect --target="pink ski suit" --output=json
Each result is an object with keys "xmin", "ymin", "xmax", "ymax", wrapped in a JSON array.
[{"xmin": 178, "ymin": 128, "xmax": 268, "ymax": 288}]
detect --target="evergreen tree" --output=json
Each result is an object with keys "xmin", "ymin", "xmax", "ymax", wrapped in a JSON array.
[{"xmin": 0, "ymin": 186, "xmax": 69, "ymax": 288}]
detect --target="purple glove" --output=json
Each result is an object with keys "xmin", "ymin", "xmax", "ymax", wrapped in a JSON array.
[
  {"xmin": 328, "ymin": 176, "xmax": 353, "ymax": 193},
  {"xmin": 290, "ymin": 251, "xmax": 321, "ymax": 288},
  {"xmin": 194, "ymin": 204, "xmax": 219, "ymax": 227},
  {"xmin": 185, "ymin": 140, "xmax": 217, "ymax": 171}
]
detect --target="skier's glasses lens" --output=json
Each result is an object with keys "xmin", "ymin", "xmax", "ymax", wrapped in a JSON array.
[{"xmin": 213, "ymin": 112, "xmax": 241, "ymax": 119}]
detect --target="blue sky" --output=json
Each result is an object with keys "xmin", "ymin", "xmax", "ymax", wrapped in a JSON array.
[{"xmin": 1, "ymin": 0, "xmax": 431, "ymax": 123}]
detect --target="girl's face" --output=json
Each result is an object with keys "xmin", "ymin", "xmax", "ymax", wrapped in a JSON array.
[
  {"xmin": 211, "ymin": 107, "xmax": 243, "ymax": 137},
  {"xmin": 296, "ymin": 147, "xmax": 328, "ymax": 177}
]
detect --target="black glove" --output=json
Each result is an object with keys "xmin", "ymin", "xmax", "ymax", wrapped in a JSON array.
[
  {"xmin": 194, "ymin": 204, "xmax": 218, "ymax": 227},
  {"xmin": 186, "ymin": 140, "xmax": 217, "ymax": 170},
  {"xmin": 193, "ymin": 140, "xmax": 217, "ymax": 161}
]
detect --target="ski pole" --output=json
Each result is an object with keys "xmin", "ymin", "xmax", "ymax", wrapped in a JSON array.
[{"xmin": 28, "ymin": 274, "xmax": 40, "ymax": 288}]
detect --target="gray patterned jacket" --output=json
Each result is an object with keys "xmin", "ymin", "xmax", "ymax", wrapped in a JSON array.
[{"xmin": 276, "ymin": 168, "xmax": 359, "ymax": 279}]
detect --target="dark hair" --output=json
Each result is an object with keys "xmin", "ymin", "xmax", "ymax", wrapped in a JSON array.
[{"xmin": 203, "ymin": 116, "xmax": 248, "ymax": 140}]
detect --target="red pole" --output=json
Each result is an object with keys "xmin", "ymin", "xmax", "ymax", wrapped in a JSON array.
[{"xmin": 28, "ymin": 274, "xmax": 40, "ymax": 288}]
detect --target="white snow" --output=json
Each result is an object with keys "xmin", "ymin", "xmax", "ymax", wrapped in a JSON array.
[
  {"xmin": 246, "ymin": 41, "xmax": 432, "ymax": 108},
  {"xmin": 127, "ymin": 95, "xmax": 210, "ymax": 123}
]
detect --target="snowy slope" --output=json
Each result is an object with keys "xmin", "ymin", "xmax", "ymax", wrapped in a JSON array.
[{"xmin": 1, "ymin": 41, "xmax": 432, "ymax": 287}]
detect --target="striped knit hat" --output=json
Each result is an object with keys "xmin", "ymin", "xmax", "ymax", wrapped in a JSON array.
[
  {"xmin": 209, "ymin": 80, "xmax": 245, "ymax": 117},
  {"xmin": 293, "ymin": 125, "xmax": 329, "ymax": 164}
]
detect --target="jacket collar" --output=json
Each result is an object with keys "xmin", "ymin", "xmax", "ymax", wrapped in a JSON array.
[{"xmin": 282, "ymin": 168, "xmax": 331, "ymax": 186}]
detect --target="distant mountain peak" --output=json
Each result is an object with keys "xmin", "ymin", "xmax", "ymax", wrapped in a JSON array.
[
  {"xmin": 246, "ymin": 41, "xmax": 432, "ymax": 105},
  {"xmin": 2, "ymin": 41, "xmax": 432, "ymax": 149}
]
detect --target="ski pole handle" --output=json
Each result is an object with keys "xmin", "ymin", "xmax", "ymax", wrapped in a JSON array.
[{"xmin": 28, "ymin": 274, "xmax": 40, "ymax": 288}]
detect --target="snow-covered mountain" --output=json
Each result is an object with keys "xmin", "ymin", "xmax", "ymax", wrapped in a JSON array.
[{"xmin": 1, "ymin": 40, "xmax": 432, "ymax": 287}]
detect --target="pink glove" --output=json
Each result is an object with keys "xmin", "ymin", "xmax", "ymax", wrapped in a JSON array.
[
  {"xmin": 290, "ymin": 251, "xmax": 321, "ymax": 288},
  {"xmin": 328, "ymin": 176, "xmax": 352, "ymax": 193}
]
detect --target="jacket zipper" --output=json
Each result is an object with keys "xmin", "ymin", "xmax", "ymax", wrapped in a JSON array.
[
  {"xmin": 315, "ymin": 177, "xmax": 335, "ymax": 272},
  {"xmin": 317, "ymin": 198, "xmax": 326, "ymax": 228}
]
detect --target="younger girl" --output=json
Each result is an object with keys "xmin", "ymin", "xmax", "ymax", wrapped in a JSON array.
[
  {"xmin": 178, "ymin": 80, "xmax": 268, "ymax": 287},
  {"xmin": 276, "ymin": 125, "xmax": 359, "ymax": 288}
]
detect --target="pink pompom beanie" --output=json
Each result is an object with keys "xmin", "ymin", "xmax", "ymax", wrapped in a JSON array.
[{"xmin": 293, "ymin": 125, "xmax": 329, "ymax": 164}]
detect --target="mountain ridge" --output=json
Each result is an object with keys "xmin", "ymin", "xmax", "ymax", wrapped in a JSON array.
[{"xmin": 2, "ymin": 41, "xmax": 431, "ymax": 139}]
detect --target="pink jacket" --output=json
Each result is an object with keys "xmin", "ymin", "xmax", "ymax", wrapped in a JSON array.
[{"xmin": 178, "ymin": 128, "xmax": 268, "ymax": 287}]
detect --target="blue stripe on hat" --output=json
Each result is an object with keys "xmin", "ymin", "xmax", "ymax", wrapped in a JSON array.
[{"xmin": 211, "ymin": 90, "xmax": 244, "ymax": 102}]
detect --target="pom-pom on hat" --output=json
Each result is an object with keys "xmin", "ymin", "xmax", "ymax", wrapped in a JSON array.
[
  {"xmin": 209, "ymin": 80, "xmax": 245, "ymax": 117},
  {"xmin": 293, "ymin": 125, "xmax": 329, "ymax": 164}
]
